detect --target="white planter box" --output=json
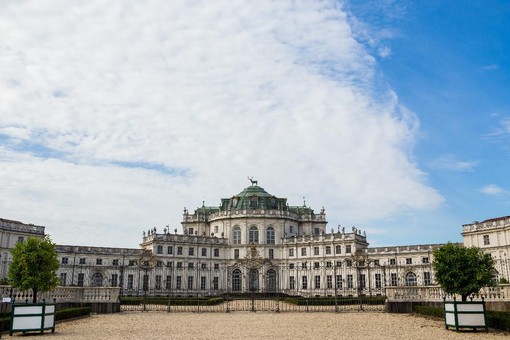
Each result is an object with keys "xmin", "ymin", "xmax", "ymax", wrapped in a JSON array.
[
  {"xmin": 444, "ymin": 300, "xmax": 487, "ymax": 332},
  {"xmin": 9, "ymin": 302, "xmax": 56, "ymax": 336}
]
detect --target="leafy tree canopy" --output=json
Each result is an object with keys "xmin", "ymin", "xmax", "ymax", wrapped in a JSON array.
[
  {"xmin": 432, "ymin": 242, "xmax": 496, "ymax": 301},
  {"xmin": 8, "ymin": 235, "xmax": 60, "ymax": 303}
]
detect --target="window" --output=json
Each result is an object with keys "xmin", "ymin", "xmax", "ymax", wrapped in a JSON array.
[
  {"xmin": 233, "ymin": 226, "xmax": 241, "ymax": 244},
  {"xmin": 345, "ymin": 245, "xmax": 351, "ymax": 254},
  {"xmin": 177, "ymin": 262, "xmax": 183, "ymax": 268},
  {"xmin": 266, "ymin": 227, "xmax": 275, "ymax": 244},
  {"xmin": 78, "ymin": 273, "xmax": 85, "ymax": 287},
  {"xmin": 345, "ymin": 259, "xmax": 352, "ymax": 267},
  {"xmin": 167, "ymin": 261, "xmax": 173, "ymax": 268},
  {"xmin": 188, "ymin": 262, "xmax": 194, "ymax": 269},
  {"xmin": 61, "ymin": 257, "xmax": 68, "ymax": 265},
  {"xmin": 325, "ymin": 246, "xmax": 331, "ymax": 255},
  {"xmin": 314, "ymin": 247, "xmax": 319, "ymax": 255},
  {"xmin": 389, "ymin": 258, "xmax": 396, "ymax": 265},
  {"xmin": 214, "ymin": 263, "xmax": 219, "ymax": 270},
  {"xmin": 375, "ymin": 273, "xmax": 382, "ymax": 288},
  {"xmin": 374, "ymin": 259, "xmax": 380, "ymax": 266},
  {"xmin": 17, "ymin": 236, "xmax": 24, "ymax": 243},
  {"xmin": 213, "ymin": 277, "xmax": 219, "ymax": 290},
  {"xmin": 202, "ymin": 248, "xmax": 207, "ymax": 256},
  {"xmin": 60, "ymin": 272, "xmax": 67, "ymax": 286},
  {"xmin": 250, "ymin": 196, "xmax": 258, "ymax": 209},
  {"xmin": 189, "ymin": 247, "xmax": 194, "ymax": 256},
  {"xmin": 268, "ymin": 249, "xmax": 274, "ymax": 259},
  {"xmin": 214, "ymin": 248, "xmax": 220, "ymax": 257},
  {"xmin": 188, "ymin": 228, "xmax": 194, "ymax": 235},
  {"xmin": 201, "ymin": 276, "xmax": 206, "ymax": 290},
  {"xmin": 214, "ymin": 225, "xmax": 219, "ymax": 233},
  {"xmin": 167, "ymin": 246, "xmax": 173, "ymax": 254},
  {"xmin": 301, "ymin": 262, "xmax": 307, "ymax": 269},
  {"xmin": 315, "ymin": 275, "xmax": 321, "ymax": 289},
  {"xmin": 326, "ymin": 261, "xmax": 332, "ymax": 268},
  {"xmin": 336, "ymin": 261, "xmax": 342, "ymax": 267},
  {"xmin": 166, "ymin": 275, "xmax": 172, "ymax": 289},
  {"xmin": 358, "ymin": 260, "xmax": 365, "ymax": 267},
  {"xmin": 289, "ymin": 225, "xmax": 294, "ymax": 233},
  {"xmin": 483, "ymin": 235, "xmax": 490, "ymax": 245},
  {"xmin": 156, "ymin": 261, "xmax": 162, "ymax": 268},
  {"xmin": 423, "ymin": 272, "xmax": 431, "ymax": 286},
  {"xmin": 314, "ymin": 228, "xmax": 320, "ymax": 235},
  {"xmin": 96, "ymin": 259, "xmax": 102, "ymax": 265},
  {"xmin": 301, "ymin": 248, "xmax": 307, "ymax": 256},
  {"xmin": 422, "ymin": 257, "xmax": 429, "ymax": 264},
  {"xmin": 336, "ymin": 275, "xmax": 342, "ymax": 289},
  {"xmin": 249, "ymin": 226, "xmax": 259, "ymax": 244},
  {"xmin": 359, "ymin": 274, "xmax": 366, "ymax": 288},
  {"xmin": 157, "ymin": 245, "xmax": 163, "ymax": 254},
  {"xmin": 201, "ymin": 263, "xmax": 207, "ymax": 269},
  {"xmin": 289, "ymin": 263, "xmax": 295, "ymax": 269},
  {"xmin": 314, "ymin": 262, "xmax": 320, "ymax": 269},
  {"xmin": 406, "ymin": 272, "xmax": 417, "ymax": 286},
  {"xmin": 302, "ymin": 276, "xmax": 308, "ymax": 289},
  {"xmin": 113, "ymin": 259, "xmax": 119, "ymax": 266},
  {"xmin": 126, "ymin": 274, "xmax": 133, "ymax": 289},
  {"xmin": 335, "ymin": 245, "xmax": 341, "ymax": 254},
  {"xmin": 327, "ymin": 275, "xmax": 333, "ymax": 289},
  {"xmin": 129, "ymin": 260, "xmax": 136, "ymax": 266},
  {"xmin": 290, "ymin": 276, "xmax": 296, "ymax": 290},
  {"xmin": 234, "ymin": 249, "xmax": 240, "ymax": 259},
  {"xmin": 155, "ymin": 275, "xmax": 161, "ymax": 289},
  {"xmin": 142, "ymin": 274, "xmax": 149, "ymax": 291},
  {"xmin": 390, "ymin": 273, "xmax": 397, "ymax": 286},
  {"xmin": 176, "ymin": 276, "xmax": 182, "ymax": 290},
  {"xmin": 79, "ymin": 258, "xmax": 86, "ymax": 265},
  {"xmin": 289, "ymin": 248, "xmax": 294, "ymax": 257},
  {"xmin": 232, "ymin": 269, "xmax": 242, "ymax": 292},
  {"xmin": 347, "ymin": 274, "xmax": 353, "ymax": 289},
  {"xmin": 91, "ymin": 273, "xmax": 103, "ymax": 287},
  {"xmin": 177, "ymin": 247, "xmax": 183, "ymax": 255},
  {"xmin": 406, "ymin": 258, "xmax": 412, "ymax": 265}
]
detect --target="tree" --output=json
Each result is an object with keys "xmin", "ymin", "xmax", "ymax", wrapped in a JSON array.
[
  {"xmin": 432, "ymin": 242, "xmax": 496, "ymax": 302},
  {"xmin": 8, "ymin": 236, "xmax": 60, "ymax": 303}
]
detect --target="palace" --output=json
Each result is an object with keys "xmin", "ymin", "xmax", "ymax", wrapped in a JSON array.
[{"xmin": 1, "ymin": 182, "xmax": 509, "ymax": 296}]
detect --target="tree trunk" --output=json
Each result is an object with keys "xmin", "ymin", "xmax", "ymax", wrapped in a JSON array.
[
  {"xmin": 461, "ymin": 293, "xmax": 468, "ymax": 302},
  {"xmin": 33, "ymin": 289, "xmax": 37, "ymax": 303}
]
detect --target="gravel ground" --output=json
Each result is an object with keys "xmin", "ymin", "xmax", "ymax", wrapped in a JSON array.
[{"xmin": 10, "ymin": 312, "xmax": 509, "ymax": 339}]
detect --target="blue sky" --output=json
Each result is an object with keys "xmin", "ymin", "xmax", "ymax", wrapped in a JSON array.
[
  {"xmin": 0, "ymin": 1, "xmax": 509, "ymax": 248},
  {"xmin": 345, "ymin": 1, "xmax": 510, "ymax": 244}
]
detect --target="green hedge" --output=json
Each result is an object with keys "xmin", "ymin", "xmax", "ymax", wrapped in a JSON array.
[
  {"xmin": 120, "ymin": 296, "xmax": 225, "ymax": 306},
  {"xmin": 284, "ymin": 296, "xmax": 386, "ymax": 306},
  {"xmin": 0, "ymin": 306, "xmax": 91, "ymax": 332},
  {"xmin": 415, "ymin": 306, "xmax": 510, "ymax": 331},
  {"xmin": 55, "ymin": 307, "xmax": 91, "ymax": 321}
]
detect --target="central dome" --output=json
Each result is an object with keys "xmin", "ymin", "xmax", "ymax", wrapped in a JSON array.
[{"xmin": 236, "ymin": 185, "xmax": 273, "ymax": 198}]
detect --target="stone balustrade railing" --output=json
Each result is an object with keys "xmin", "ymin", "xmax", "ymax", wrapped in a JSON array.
[
  {"xmin": 386, "ymin": 284, "xmax": 510, "ymax": 302},
  {"xmin": 0, "ymin": 285, "xmax": 120, "ymax": 303}
]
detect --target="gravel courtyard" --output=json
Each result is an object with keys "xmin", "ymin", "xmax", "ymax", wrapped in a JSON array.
[{"xmin": 11, "ymin": 312, "xmax": 509, "ymax": 339}]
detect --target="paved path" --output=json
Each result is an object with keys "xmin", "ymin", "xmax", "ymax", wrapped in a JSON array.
[{"xmin": 11, "ymin": 312, "xmax": 509, "ymax": 339}]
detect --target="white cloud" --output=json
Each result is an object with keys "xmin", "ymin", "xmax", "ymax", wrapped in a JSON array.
[
  {"xmin": 479, "ymin": 185, "xmax": 507, "ymax": 196},
  {"xmin": 430, "ymin": 155, "xmax": 479, "ymax": 172},
  {"xmin": 0, "ymin": 1, "xmax": 443, "ymax": 247}
]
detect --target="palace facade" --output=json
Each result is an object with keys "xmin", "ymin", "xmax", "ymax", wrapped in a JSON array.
[{"xmin": 2, "ymin": 183, "xmax": 509, "ymax": 296}]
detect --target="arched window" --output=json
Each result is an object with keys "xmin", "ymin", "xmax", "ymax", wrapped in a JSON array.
[
  {"xmin": 250, "ymin": 196, "xmax": 257, "ymax": 209},
  {"xmin": 91, "ymin": 273, "xmax": 103, "ymax": 287},
  {"xmin": 233, "ymin": 226, "xmax": 241, "ymax": 245},
  {"xmin": 232, "ymin": 269, "xmax": 242, "ymax": 292},
  {"xmin": 266, "ymin": 226, "xmax": 275, "ymax": 244},
  {"xmin": 249, "ymin": 226, "xmax": 259, "ymax": 244},
  {"xmin": 405, "ymin": 272, "xmax": 417, "ymax": 286},
  {"xmin": 266, "ymin": 269, "xmax": 277, "ymax": 292}
]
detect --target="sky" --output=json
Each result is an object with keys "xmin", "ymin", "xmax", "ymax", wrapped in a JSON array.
[{"xmin": 0, "ymin": 0, "xmax": 509, "ymax": 248}]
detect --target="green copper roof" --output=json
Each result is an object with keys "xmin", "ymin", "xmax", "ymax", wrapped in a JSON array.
[{"xmin": 236, "ymin": 185, "xmax": 273, "ymax": 198}]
